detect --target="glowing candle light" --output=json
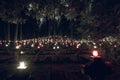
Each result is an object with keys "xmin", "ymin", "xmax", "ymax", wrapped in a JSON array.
[{"xmin": 17, "ymin": 61, "xmax": 27, "ymax": 69}]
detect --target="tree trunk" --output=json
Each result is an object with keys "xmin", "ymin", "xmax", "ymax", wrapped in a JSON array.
[
  {"xmin": 70, "ymin": 22, "xmax": 73, "ymax": 38},
  {"xmin": 48, "ymin": 22, "xmax": 51, "ymax": 37},
  {"xmin": 14, "ymin": 24, "xmax": 19, "ymax": 42},
  {"xmin": 20, "ymin": 23, "xmax": 22, "ymax": 40},
  {"xmin": 7, "ymin": 23, "xmax": 10, "ymax": 41}
]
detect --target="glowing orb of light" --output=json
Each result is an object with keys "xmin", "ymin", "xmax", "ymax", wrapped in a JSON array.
[
  {"xmin": 92, "ymin": 50, "xmax": 98, "ymax": 57},
  {"xmin": 20, "ymin": 51, "xmax": 24, "ymax": 54},
  {"xmin": 5, "ymin": 44, "xmax": 9, "ymax": 47},
  {"xmin": 57, "ymin": 46, "xmax": 60, "ymax": 49},
  {"xmin": 76, "ymin": 45, "xmax": 79, "ymax": 49},
  {"xmin": 94, "ymin": 45, "xmax": 97, "ymax": 48},
  {"xmin": 17, "ymin": 61, "xmax": 27, "ymax": 69},
  {"xmin": 53, "ymin": 46, "xmax": 56, "ymax": 50},
  {"xmin": 91, "ymin": 50, "xmax": 101, "ymax": 59},
  {"xmin": 31, "ymin": 44, "xmax": 34, "ymax": 47},
  {"xmin": 16, "ymin": 45, "xmax": 20, "ymax": 49},
  {"xmin": 76, "ymin": 43, "xmax": 80, "ymax": 49},
  {"xmin": 37, "ymin": 46, "xmax": 41, "ymax": 49}
]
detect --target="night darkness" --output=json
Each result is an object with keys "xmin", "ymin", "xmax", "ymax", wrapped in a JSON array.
[
  {"xmin": 0, "ymin": 16, "xmax": 70, "ymax": 40},
  {"xmin": 0, "ymin": 0, "xmax": 120, "ymax": 40},
  {"xmin": 0, "ymin": 0, "xmax": 120, "ymax": 80}
]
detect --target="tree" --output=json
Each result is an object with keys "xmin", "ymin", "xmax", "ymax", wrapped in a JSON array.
[
  {"xmin": 0, "ymin": 0, "xmax": 26, "ymax": 41},
  {"xmin": 76, "ymin": 0, "xmax": 120, "ymax": 40}
]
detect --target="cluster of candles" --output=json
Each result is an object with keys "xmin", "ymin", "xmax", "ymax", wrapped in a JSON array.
[{"xmin": 0, "ymin": 36, "xmax": 119, "ymax": 50}]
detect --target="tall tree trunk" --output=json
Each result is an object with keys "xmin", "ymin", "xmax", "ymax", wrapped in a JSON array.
[
  {"xmin": 4, "ymin": 26, "xmax": 6, "ymax": 40},
  {"xmin": 53, "ymin": 5, "xmax": 56, "ymax": 38},
  {"xmin": 70, "ymin": 21, "xmax": 73, "ymax": 38},
  {"xmin": 84, "ymin": 0, "xmax": 93, "ymax": 14},
  {"xmin": 20, "ymin": 23, "xmax": 22, "ymax": 41},
  {"xmin": 48, "ymin": 22, "xmax": 51, "ymax": 37},
  {"xmin": 15, "ymin": 24, "xmax": 19, "ymax": 42},
  {"xmin": 7, "ymin": 23, "xmax": 10, "ymax": 41},
  {"xmin": 53, "ymin": 20, "xmax": 56, "ymax": 37}
]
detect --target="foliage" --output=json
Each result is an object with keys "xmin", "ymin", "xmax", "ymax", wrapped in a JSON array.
[
  {"xmin": 76, "ymin": 0, "xmax": 120, "ymax": 40},
  {"xmin": 0, "ymin": 0, "xmax": 120, "ymax": 40}
]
